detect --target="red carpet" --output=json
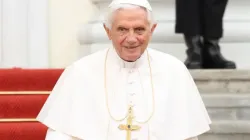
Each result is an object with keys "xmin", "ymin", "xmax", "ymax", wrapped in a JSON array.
[
  {"xmin": 0, "ymin": 68, "xmax": 63, "ymax": 91},
  {"xmin": 0, "ymin": 68, "xmax": 64, "ymax": 140},
  {"xmin": 0, "ymin": 122, "xmax": 47, "ymax": 140},
  {"xmin": 0, "ymin": 94, "xmax": 48, "ymax": 118}
]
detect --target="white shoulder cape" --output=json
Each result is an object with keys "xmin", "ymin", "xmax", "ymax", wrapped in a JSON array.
[{"xmin": 37, "ymin": 47, "xmax": 211, "ymax": 140}]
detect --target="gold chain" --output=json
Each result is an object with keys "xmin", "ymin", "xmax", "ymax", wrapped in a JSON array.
[{"xmin": 104, "ymin": 48, "xmax": 155, "ymax": 124}]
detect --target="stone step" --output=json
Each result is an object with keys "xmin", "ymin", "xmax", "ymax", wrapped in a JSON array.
[
  {"xmin": 208, "ymin": 121, "xmax": 250, "ymax": 134},
  {"xmin": 202, "ymin": 94, "xmax": 250, "ymax": 120},
  {"xmin": 200, "ymin": 134, "xmax": 250, "ymax": 140},
  {"xmin": 203, "ymin": 94, "xmax": 250, "ymax": 107},
  {"xmin": 190, "ymin": 70, "xmax": 250, "ymax": 93},
  {"xmin": 207, "ymin": 107, "xmax": 250, "ymax": 121},
  {"xmin": 199, "ymin": 121, "xmax": 250, "ymax": 140},
  {"xmin": 190, "ymin": 70, "xmax": 250, "ymax": 81}
]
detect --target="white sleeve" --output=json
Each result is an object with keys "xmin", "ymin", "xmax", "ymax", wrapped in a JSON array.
[{"xmin": 45, "ymin": 128, "xmax": 74, "ymax": 140}]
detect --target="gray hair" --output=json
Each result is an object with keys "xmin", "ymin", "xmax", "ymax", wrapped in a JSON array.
[{"xmin": 104, "ymin": 3, "xmax": 155, "ymax": 29}]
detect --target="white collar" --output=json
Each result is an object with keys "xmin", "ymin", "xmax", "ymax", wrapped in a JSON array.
[{"xmin": 108, "ymin": 47, "xmax": 147, "ymax": 69}]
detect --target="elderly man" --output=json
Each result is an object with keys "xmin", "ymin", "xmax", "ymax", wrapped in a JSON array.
[{"xmin": 37, "ymin": 0, "xmax": 211, "ymax": 140}]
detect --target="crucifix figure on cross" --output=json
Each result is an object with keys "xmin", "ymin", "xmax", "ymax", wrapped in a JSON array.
[{"xmin": 118, "ymin": 106, "xmax": 141, "ymax": 140}]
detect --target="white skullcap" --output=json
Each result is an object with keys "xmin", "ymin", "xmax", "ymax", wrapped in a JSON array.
[{"xmin": 108, "ymin": 0, "xmax": 152, "ymax": 11}]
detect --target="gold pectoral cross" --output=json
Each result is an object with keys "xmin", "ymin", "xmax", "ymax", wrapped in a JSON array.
[{"xmin": 118, "ymin": 106, "xmax": 141, "ymax": 140}]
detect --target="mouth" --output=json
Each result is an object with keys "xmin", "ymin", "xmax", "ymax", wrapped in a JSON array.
[{"xmin": 124, "ymin": 46, "xmax": 139, "ymax": 49}]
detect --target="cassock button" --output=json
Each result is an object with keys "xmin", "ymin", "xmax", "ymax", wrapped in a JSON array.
[
  {"xmin": 128, "ymin": 81, "xmax": 135, "ymax": 84},
  {"xmin": 129, "ymin": 101, "xmax": 135, "ymax": 106},
  {"xmin": 129, "ymin": 93, "xmax": 135, "ymax": 96},
  {"xmin": 129, "ymin": 70, "xmax": 133, "ymax": 73}
]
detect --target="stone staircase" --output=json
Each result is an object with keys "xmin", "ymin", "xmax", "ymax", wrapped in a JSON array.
[{"xmin": 191, "ymin": 70, "xmax": 250, "ymax": 140}]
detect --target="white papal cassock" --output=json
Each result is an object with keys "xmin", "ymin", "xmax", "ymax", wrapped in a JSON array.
[{"xmin": 37, "ymin": 47, "xmax": 211, "ymax": 140}]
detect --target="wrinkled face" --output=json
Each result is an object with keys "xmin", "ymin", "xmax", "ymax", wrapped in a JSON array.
[{"xmin": 104, "ymin": 7, "xmax": 157, "ymax": 62}]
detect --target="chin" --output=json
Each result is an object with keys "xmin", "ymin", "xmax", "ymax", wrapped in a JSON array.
[
  {"xmin": 120, "ymin": 48, "xmax": 143, "ymax": 61},
  {"xmin": 123, "ymin": 55, "xmax": 140, "ymax": 62}
]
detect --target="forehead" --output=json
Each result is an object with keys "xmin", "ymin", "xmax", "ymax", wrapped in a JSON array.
[{"xmin": 112, "ymin": 8, "xmax": 149, "ymax": 27}]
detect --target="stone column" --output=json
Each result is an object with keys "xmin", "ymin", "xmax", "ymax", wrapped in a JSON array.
[
  {"xmin": 27, "ymin": 0, "xmax": 49, "ymax": 68},
  {"xmin": 2, "ymin": 0, "xmax": 29, "ymax": 67},
  {"xmin": 0, "ymin": 0, "xmax": 2, "ymax": 66},
  {"xmin": 1, "ymin": 0, "xmax": 49, "ymax": 68}
]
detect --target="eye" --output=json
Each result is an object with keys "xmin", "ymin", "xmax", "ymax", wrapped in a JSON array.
[
  {"xmin": 135, "ymin": 27, "xmax": 145, "ymax": 33},
  {"xmin": 118, "ymin": 27, "xmax": 127, "ymax": 32}
]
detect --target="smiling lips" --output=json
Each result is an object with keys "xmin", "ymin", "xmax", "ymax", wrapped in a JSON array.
[{"xmin": 125, "ymin": 46, "xmax": 139, "ymax": 49}]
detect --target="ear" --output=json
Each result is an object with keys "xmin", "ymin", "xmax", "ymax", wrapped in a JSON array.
[
  {"xmin": 150, "ymin": 23, "xmax": 157, "ymax": 35},
  {"xmin": 103, "ymin": 24, "xmax": 112, "ymax": 40}
]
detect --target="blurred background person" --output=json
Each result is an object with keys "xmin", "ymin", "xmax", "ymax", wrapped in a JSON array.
[{"xmin": 175, "ymin": 0, "xmax": 236, "ymax": 69}]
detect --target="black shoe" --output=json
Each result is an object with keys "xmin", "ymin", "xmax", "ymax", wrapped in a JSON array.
[
  {"xmin": 184, "ymin": 35, "xmax": 203, "ymax": 69},
  {"xmin": 202, "ymin": 38, "xmax": 236, "ymax": 69}
]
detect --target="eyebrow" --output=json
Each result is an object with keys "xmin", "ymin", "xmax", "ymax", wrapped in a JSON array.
[{"xmin": 116, "ymin": 26, "xmax": 146, "ymax": 29}]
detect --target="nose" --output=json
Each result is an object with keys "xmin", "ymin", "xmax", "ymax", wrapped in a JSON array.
[{"xmin": 126, "ymin": 31, "xmax": 137, "ymax": 44}]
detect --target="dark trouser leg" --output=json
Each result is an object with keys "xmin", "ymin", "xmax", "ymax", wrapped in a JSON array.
[
  {"xmin": 202, "ymin": 0, "xmax": 236, "ymax": 69},
  {"xmin": 203, "ymin": 0, "xmax": 228, "ymax": 38},
  {"xmin": 175, "ymin": 0, "xmax": 203, "ymax": 69},
  {"xmin": 175, "ymin": 0, "xmax": 202, "ymax": 35}
]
